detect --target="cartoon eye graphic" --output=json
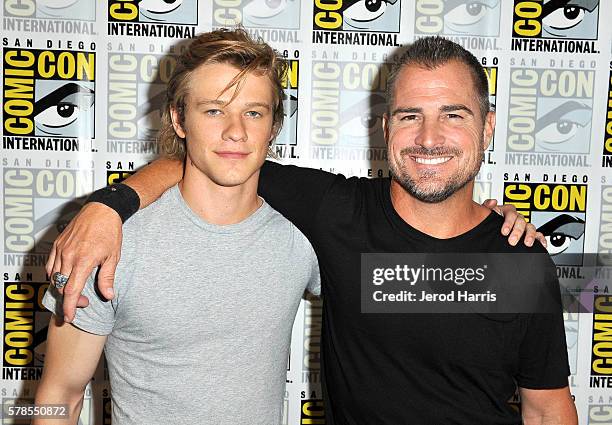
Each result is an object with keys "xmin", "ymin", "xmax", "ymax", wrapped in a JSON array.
[
  {"xmin": 282, "ymin": 92, "xmax": 298, "ymax": 118},
  {"xmin": 339, "ymin": 94, "xmax": 385, "ymax": 140},
  {"xmin": 34, "ymin": 83, "xmax": 94, "ymax": 136},
  {"xmin": 243, "ymin": 0, "xmax": 289, "ymax": 18},
  {"xmin": 537, "ymin": 214, "xmax": 585, "ymax": 256},
  {"xmin": 535, "ymin": 101, "xmax": 591, "ymax": 149},
  {"xmin": 541, "ymin": 0, "xmax": 599, "ymax": 37},
  {"xmin": 342, "ymin": 113, "xmax": 381, "ymax": 138},
  {"xmin": 140, "ymin": 0, "xmax": 183, "ymax": 19},
  {"xmin": 445, "ymin": 2, "xmax": 491, "ymax": 26},
  {"xmin": 344, "ymin": 0, "xmax": 391, "ymax": 29},
  {"xmin": 137, "ymin": 90, "xmax": 165, "ymax": 140},
  {"xmin": 564, "ymin": 323, "xmax": 578, "ymax": 348},
  {"xmin": 442, "ymin": 0, "xmax": 500, "ymax": 34},
  {"xmin": 543, "ymin": 5, "xmax": 586, "ymax": 30},
  {"xmin": 37, "ymin": 0, "xmax": 79, "ymax": 9}
]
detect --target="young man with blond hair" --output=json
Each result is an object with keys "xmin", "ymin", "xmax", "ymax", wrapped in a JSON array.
[{"xmin": 35, "ymin": 28, "xmax": 320, "ymax": 425}]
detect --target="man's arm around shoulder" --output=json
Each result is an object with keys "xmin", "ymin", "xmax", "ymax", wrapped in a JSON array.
[
  {"xmin": 33, "ymin": 316, "xmax": 106, "ymax": 425},
  {"xmin": 520, "ymin": 386, "xmax": 578, "ymax": 425}
]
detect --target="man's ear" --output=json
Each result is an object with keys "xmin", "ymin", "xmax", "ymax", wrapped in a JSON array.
[
  {"xmin": 382, "ymin": 113, "xmax": 390, "ymax": 145},
  {"xmin": 170, "ymin": 106, "xmax": 186, "ymax": 139},
  {"xmin": 483, "ymin": 111, "xmax": 496, "ymax": 151}
]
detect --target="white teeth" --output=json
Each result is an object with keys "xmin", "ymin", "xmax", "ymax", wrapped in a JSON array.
[{"xmin": 413, "ymin": 156, "xmax": 451, "ymax": 165}]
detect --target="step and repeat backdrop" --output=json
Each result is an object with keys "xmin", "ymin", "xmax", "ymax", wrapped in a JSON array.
[{"xmin": 1, "ymin": 1, "xmax": 612, "ymax": 424}]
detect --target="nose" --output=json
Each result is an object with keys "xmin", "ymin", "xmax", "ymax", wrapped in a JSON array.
[
  {"xmin": 414, "ymin": 118, "xmax": 444, "ymax": 149},
  {"xmin": 222, "ymin": 115, "xmax": 247, "ymax": 143}
]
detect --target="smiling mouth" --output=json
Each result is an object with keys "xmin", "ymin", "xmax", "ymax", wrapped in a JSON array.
[{"xmin": 411, "ymin": 156, "xmax": 452, "ymax": 165}]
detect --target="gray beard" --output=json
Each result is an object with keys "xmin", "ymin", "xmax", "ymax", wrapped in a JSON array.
[{"xmin": 389, "ymin": 150, "xmax": 483, "ymax": 203}]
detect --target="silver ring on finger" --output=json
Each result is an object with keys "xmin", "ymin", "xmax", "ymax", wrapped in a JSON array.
[{"xmin": 52, "ymin": 272, "xmax": 69, "ymax": 289}]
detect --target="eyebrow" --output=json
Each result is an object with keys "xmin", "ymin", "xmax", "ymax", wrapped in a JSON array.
[
  {"xmin": 440, "ymin": 104, "xmax": 474, "ymax": 116},
  {"xmin": 195, "ymin": 99, "xmax": 272, "ymax": 109},
  {"xmin": 391, "ymin": 104, "xmax": 474, "ymax": 116}
]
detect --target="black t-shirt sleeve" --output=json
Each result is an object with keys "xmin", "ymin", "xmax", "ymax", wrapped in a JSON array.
[
  {"xmin": 258, "ymin": 161, "xmax": 343, "ymax": 238},
  {"xmin": 516, "ymin": 260, "xmax": 570, "ymax": 389}
]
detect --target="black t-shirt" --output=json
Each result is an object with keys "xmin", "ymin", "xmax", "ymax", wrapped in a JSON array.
[{"xmin": 259, "ymin": 162, "xmax": 570, "ymax": 425}]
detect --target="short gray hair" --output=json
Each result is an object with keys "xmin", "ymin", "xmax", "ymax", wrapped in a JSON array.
[{"xmin": 386, "ymin": 36, "xmax": 490, "ymax": 120}]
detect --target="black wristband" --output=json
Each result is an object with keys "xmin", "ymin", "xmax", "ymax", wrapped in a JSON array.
[{"xmin": 86, "ymin": 183, "xmax": 141, "ymax": 223}]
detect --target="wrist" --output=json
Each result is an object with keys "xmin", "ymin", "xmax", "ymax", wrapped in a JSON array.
[{"xmin": 86, "ymin": 184, "xmax": 140, "ymax": 223}]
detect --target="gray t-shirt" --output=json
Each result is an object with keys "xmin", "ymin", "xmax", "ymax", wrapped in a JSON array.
[{"xmin": 43, "ymin": 185, "xmax": 320, "ymax": 425}]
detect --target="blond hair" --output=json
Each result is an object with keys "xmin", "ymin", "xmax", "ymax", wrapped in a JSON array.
[{"xmin": 158, "ymin": 28, "xmax": 287, "ymax": 159}]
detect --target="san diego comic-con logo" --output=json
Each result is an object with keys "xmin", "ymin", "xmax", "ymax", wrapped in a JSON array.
[
  {"xmin": 505, "ymin": 61, "xmax": 595, "ymax": 167},
  {"xmin": 590, "ymin": 295, "xmax": 612, "ymax": 388},
  {"xmin": 302, "ymin": 295, "xmax": 322, "ymax": 385},
  {"xmin": 212, "ymin": 0, "xmax": 301, "ymax": 43},
  {"xmin": 3, "ymin": 0, "xmax": 96, "ymax": 34},
  {"xmin": 108, "ymin": 0, "xmax": 197, "ymax": 38},
  {"xmin": 512, "ymin": 0, "xmax": 600, "ymax": 53},
  {"xmin": 587, "ymin": 401, "xmax": 612, "ymax": 423},
  {"xmin": 483, "ymin": 61, "xmax": 497, "ymax": 162},
  {"xmin": 275, "ymin": 56, "xmax": 299, "ymax": 159},
  {"xmin": 414, "ymin": 0, "xmax": 502, "ymax": 50},
  {"xmin": 564, "ymin": 311, "xmax": 579, "ymax": 376},
  {"xmin": 598, "ymin": 184, "xmax": 612, "ymax": 268},
  {"xmin": 3, "ymin": 161, "xmax": 95, "ymax": 267},
  {"xmin": 503, "ymin": 174, "xmax": 588, "ymax": 269},
  {"xmin": 107, "ymin": 49, "xmax": 177, "ymax": 155},
  {"xmin": 310, "ymin": 59, "xmax": 390, "ymax": 162},
  {"xmin": 2, "ymin": 273, "xmax": 49, "ymax": 381},
  {"xmin": 107, "ymin": 161, "xmax": 136, "ymax": 186},
  {"xmin": 2, "ymin": 43, "xmax": 96, "ymax": 153},
  {"xmin": 300, "ymin": 397, "xmax": 325, "ymax": 425},
  {"xmin": 312, "ymin": 0, "xmax": 402, "ymax": 47},
  {"xmin": 602, "ymin": 68, "xmax": 612, "ymax": 168}
]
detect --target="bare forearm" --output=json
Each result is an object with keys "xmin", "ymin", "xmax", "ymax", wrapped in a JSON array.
[
  {"xmin": 521, "ymin": 387, "xmax": 577, "ymax": 425},
  {"xmin": 124, "ymin": 157, "xmax": 183, "ymax": 209},
  {"xmin": 33, "ymin": 379, "xmax": 85, "ymax": 425},
  {"xmin": 523, "ymin": 411, "xmax": 578, "ymax": 425}
]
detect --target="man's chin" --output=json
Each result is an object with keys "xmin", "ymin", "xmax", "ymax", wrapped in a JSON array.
[{"xmin": 394, "ymin": 178, "xmax": 461, "ymax": 204}]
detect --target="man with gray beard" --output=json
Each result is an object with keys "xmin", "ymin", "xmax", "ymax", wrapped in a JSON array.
[{"xmin": 46, "ymin": 37, "xmax": 570, "ymax": 424}]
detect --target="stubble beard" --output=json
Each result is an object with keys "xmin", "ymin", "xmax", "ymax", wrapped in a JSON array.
[{"xmin": 389, "ymin": 145, "xmax": 484, "ymax": 203}]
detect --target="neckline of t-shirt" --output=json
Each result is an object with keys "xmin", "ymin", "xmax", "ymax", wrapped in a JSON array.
[
  {"xmin": 170, "ymin": 184, "xmax": 273, "ymax": 234},
  {"xmin": 379, "ymin": 178, "xmax": 499, "ymax": 246}
]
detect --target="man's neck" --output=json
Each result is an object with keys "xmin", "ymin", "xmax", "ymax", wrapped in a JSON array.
[
  {"xmin": 178, "ymin": 165, "xmax": 262, "ymax": 226},
  {"xmin": 390, "ymin": 180, "xmax": 491, "ymax": 239}
]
